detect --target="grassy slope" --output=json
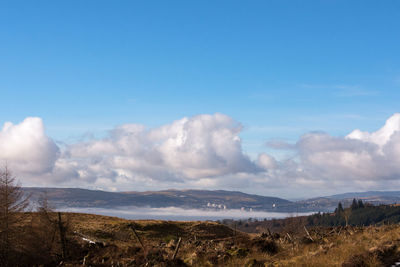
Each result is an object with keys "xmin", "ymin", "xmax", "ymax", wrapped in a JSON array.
[{"xmin": 41, "ymin": 212, "xmax": 400, "ymax": 266}]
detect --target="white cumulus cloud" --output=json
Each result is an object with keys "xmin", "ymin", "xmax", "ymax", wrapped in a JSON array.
[
  {"xmin": 295, "ymin": 113, "xmax": 400, "ymax": 182},
  {"xmin": 0, "ymin": 117, "xmax": 59, "ymax": 176},
  {"xmin": 59, "ymin": 113, "xmax": 259, "ymax": 189},
  {"xmin": 3, "ymin": 113, "xmax": 400, "ymax": 197}
]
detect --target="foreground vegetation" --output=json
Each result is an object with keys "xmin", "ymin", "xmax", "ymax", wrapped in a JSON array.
[{"xmin": 1, "ymin": 212, "xmax": 400, "ymax": 266}]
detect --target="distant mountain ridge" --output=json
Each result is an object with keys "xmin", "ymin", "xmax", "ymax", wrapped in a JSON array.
[
  {"xmin": 296, "ymin": 191, "xmax": 400, "ymax": 211},
  {"xmin": 22, "ymin": 187, "xmax": 400, "ymax": 213},
  {"xmin": 328, "ymin": 190, "xmax": 400, "ymax": 199},
  {"xmin": 23, "ymin": 187, "xmax": 292, "ymax": 211}
]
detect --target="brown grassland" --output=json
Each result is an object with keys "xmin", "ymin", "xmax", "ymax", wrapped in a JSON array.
[{"xmin": 12, "ymin": 212, "xmax": 400, "ymax": 266}]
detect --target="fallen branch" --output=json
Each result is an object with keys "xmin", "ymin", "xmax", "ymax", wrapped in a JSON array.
[
  {"xmin": 73, "ymin": 231, "xmax": 98, "ymax": 244},
  {"xmin": 172, "ymin": 237, "xmax": 182, "ymax": 260},
  {"xmin": 337, "ymin": 226, "xmax": 343, "ymax": 236},
  {"xmin": 286, "ymin": 233, "xmax": 292, "ymax": 243},
  {"xmin": 130, "ymin": 225, "xmax": 146, "ymax": 254},
  {"xmin": 304, "ymin": 226, "xmax": 314, "ymax": 242}
]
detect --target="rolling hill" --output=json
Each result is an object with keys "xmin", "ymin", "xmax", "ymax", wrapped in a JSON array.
[
  {"xmin": 23, "ymin": 187, "xmax": 400, "ymax": 213},
  {"xmin": 23, "ymin": 187, "xmax": 293, "ymax": 211}
]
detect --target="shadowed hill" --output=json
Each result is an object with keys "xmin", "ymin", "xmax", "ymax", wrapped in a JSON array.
[
  {"xmin": 23, "ymin": 187, "xmax": 400, "ymax": 213},
  {"xmin": 23, "ymin": 187, "xmax": 292, "ymax": 211}
]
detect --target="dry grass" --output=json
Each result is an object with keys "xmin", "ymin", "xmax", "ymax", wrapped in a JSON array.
[
  {"xmin": 227, "ymin": 225, "xmax": 400, "ymax": 267},
  {"xmin": 65, "ymin": 214, "xmax": 400, "ymax": 266},
  {"xmin": 15, "ymin": 212, "xmax": 400, "ymax": 266}
]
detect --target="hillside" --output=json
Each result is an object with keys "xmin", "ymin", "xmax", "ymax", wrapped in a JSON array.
[
  {"xmin": 23, "ymin": 187, "xmax": 400, "ymax": 214},
  {"xmin": 10, "ymin": 212, "xmax": 400, "ymax": 266},
  {"xmin": 296, "ymin": 191, "xmax": 400, "ymax": 212},
  {"xmin": 23, "ymin": 187, "xmax": 292, "ymax": 211},
  {"xmin": 63, "ymin": 213, "xmax": 400, "ymax": 266}
]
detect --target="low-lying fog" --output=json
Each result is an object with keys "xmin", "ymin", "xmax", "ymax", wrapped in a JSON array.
[{"xmin": 59, "ymin": 206, "xmax": 315, "ymax": 221}]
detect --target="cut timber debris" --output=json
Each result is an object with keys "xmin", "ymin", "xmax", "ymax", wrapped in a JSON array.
[
  {"xmin": 286, "ymin": 233, "xmax": 293, "ymax": 243},
  {"xmin": 172, "ymin": 237, "xmax": 182, "ymax": 260},
  {"xmin": 304, "ymin": 226, "xmax": 314, "ymax": 242},
  {"xmin": 129, "ymin": 224, "xmax": 147, "ymax": 255}
]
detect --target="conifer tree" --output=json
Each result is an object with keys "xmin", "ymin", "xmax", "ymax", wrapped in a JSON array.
[
  {"xmin": 358, "ymin": 199, "xmax": 364, "ymax": 208},
  {"xmin": 336, "ymin": 202, "xmax": 344, "ymax": 215},
  {"xmin": 351, "ymin": 198, "xmax": 359, "ymax": 210},
  {"xmin": 0, "ymin": 165, "xmax": 30, "ymax": 266}
]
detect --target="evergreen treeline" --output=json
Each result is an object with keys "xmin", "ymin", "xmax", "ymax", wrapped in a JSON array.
[{"xmin": 307, "ymin": 199, "xmax": 400, "ymax": 227}]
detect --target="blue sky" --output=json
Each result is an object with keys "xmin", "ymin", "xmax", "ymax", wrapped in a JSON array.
[{"xmin": 1, "ymin": 1, "xmax": 400, "ymax": 196}]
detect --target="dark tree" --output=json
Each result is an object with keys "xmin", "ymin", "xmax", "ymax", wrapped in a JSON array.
[
  {"xmin": 351, "ymin": 198, "xmax": 359, "ymax": 210},
  {"xmin": 26, "ymin": 192, "xmax": 59, "ymax": 264},
  {"xmin": 0, "ymin": 165, "xmax": 30, "ymax": 266},
  {"xmin": 336, "ymin": 202, "xmax": 344, "ymax": 215}
]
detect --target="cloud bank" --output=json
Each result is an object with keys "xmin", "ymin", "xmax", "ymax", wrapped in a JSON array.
[
  {"xmin": 62, "ymin": 206, "xmax": 312, "ymax": 221},
  {"xmin": 0, "ymin": 117, "xmax": 59, "ymax": 175},
  {"xmin": 2, "ymin": 113, "xmax": 400, "ymax": 197}
]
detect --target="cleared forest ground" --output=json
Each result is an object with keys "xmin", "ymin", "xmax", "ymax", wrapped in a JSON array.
[{"xmin": 13, "ymin": 212, "xmax": 400, "ymax": 266}]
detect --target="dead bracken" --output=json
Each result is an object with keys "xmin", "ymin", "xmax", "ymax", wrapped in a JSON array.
[{"xmin": 5, "ymin": 211, "xmax": 400, "ymax": 266}]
